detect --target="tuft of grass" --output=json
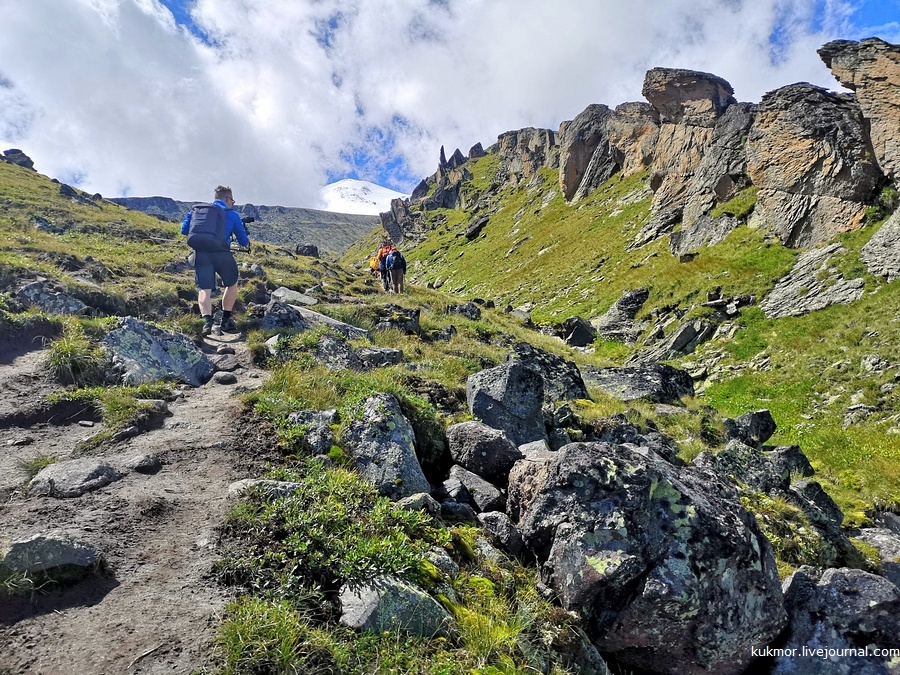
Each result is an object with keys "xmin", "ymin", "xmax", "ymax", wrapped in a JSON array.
[
  {"xmin": 17, "ymin": 454, "xmax": 58, "ymax": 481},
  {"xmin": 710, "ymin": 185, "xmax": 758, "ymax": 219},
  {"xmin": 46, "ymin": 319, "xmax": 108, "ymax": 386}
]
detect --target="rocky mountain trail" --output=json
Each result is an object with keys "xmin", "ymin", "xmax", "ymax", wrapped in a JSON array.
[{"xmin": 0, "ymin": 333, "xmax": 274, "ymax": 675}]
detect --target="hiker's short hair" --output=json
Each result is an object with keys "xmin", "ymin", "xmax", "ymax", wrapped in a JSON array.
[{"xmin": 214, "ymin": 185, "xmax": 233, "ymax": 201}]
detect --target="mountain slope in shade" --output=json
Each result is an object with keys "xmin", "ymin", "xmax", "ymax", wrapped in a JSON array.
[{"xmin": 321, "ymin": 179, "xmax": 408, "ymax": 215}]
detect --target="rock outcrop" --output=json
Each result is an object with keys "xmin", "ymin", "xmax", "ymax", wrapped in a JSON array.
[
  {"xmin": 590, "ymin": 288, "xmax": 649, "ymax": 343},
  {"xmin": 558, "ymin": 104, "xmax": 615, "ymax": 201},
  {"xmin": 495, "ymin": 127, "xmax": 559, "ymax": 184},
  {"xmin": 760, "ymin": 243, "xmax": 865, "ymax": 318},
  {"xmin": 466, "ymin": 361, "xmax": 547, "ymax": 446},
  {"xmin": 606, "ymin": 102, "xmax": 660, "ymax": 178},
  {"xmin": 579, "ymin": 363, "xmax": 694, "ymax": 404},
  {"xmin": 819, "ymin": 37, "xmax": 900, "ymax": 181},
  {"xmin": 861, "ymin": 209, "xmax": 900, "ymax": 282},
  {"xmin": 747, "ymin": 83, "xmax": 883, "ymax": 248}
]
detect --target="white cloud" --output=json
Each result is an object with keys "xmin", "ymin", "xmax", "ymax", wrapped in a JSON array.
[{"xmin": 0, "ymin": 0, "xmax": 885, "ymax": 207}]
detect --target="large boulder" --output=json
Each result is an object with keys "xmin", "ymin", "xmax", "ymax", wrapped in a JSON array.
[
  {"xmin": 590, "ymin": 289, "xmax": 649, "ymax": 343},
  {"xmin": 579, "ymin": 363, "xmax": 694, "ymax": 404},
  {"xmin": 466, "ymin": 361, "xmax": 547, "ymax": 447},
  {"xmin": 558, "ymin": 104, "xmax": 615, "ymax": 201},
  {"xmin": 260, "ymin": 301, "xmax": 370, "ymax": 340},
  {"xmin": 339, "ymin": 576, "xmax": 455, "ymax": 638},
  {"xmin": 102, "ymin": 317, "xmax": 214, "ymax": 387},
  {"xmin": 819, "ymin": 38, "xmax": 900, "ymax": 181},
  {"xmin": 723, "ymin": 409, "xmax": 777, "ymax": 447},
  {"xmin": 761, "ymin": 243, "xmax": 865, "ymax": 318},
  {"xmin": 446, "ymin": 421, "xmax": 523, "ymax": 483},
  {"xmin": 1, "ymin": 533, "xmax": 103, "ymax": 584},
  {"xmin": 342, "ymin": 394, "xmax": 430, "ymax": 501},
  {"xmin": 286, "ymin": 409, "xmax": 339, "ymax": 454},
  {"xmin": 447, "ymin": 465, "xmax": 505, "ymax": 513},
  {"xmin": 2, "ymin": 148, "xmax": 35, "ymax": 170},
  {"xmin": 861, "ymin": 210, "xmax": 900, "ymax": 282},
  {"xmin": 746, "ymin": 83, "xmax": 883, "ymax": 248},
  {"xmin": 514, "ymin": 442, "xmax": 786, "ymax": 675},
  {"xmin": 773, "ymin": 567, "xmax": 900, "ymax": 675},
  {"xmin": 28, "ymin": 458, "xmax": 123, "ymax": 498},
  {"xmin": 507, "ymin": 341, "xmax": 589, "ymax": 404}
]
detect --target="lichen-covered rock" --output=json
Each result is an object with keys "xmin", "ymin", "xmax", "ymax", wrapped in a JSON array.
[
  {"xmin": 343, "ymin": 394, "xmax": 430, "ymax": 501},
  {"xmin": 861, "ymin": 210, "xmax": 900, "ymax": 282},
  {"xmin": 773, "ymin": 566, "xmax": 900, "ymax": 675},
  {"xmin": 693, "ymin": 440, "xmax": 790, "ymax": 495},
  {"xmin": 477, "ymin": 511, "xmax": 524, "ymax": 556},
  {"xmin": 467, "ymin": 360, "xmax": 547, "ymax": 447},
  {"xmin": 761, "ymin": 243, "xmax": 865, "ymax": 318},
  {"xmin": 747, "ymin": 83, "xmax": 883, "ymax": 248},
  {"xmin": 271, "ymin": 286, "xmax": 318, "ymax": 306},
  {"xmin": 446, "ymin": 421, "xmax": 523, "ymax": 483},
  {"xmin": 819, "ymin": 37, "xmax": 900, "ymax": 181},
  {"xmin": 371, "ymin": 303, "xmax": 420, "ymax": 334},
  {"xmin": 339, "ymin": 576, "xmax": 456, "ymax": 638},
  {"xmin": 507, "ymin": 341, "xmax": 589, "ymax": 404},
  {"xmin": 560, "ymin": 316, "xmax": 597, "ymax": 347},
  {"xmin": 28, "ymin": 458, "xmax": 122, "ymax": 498},
  {"xmin": 1, "ymin": 533, "xmax": 103, "ymax": 584},
  {"xmin": 354, "ymin": 347, "xmax": 404, "ymax": 369},
  {"xmin": 102, "ymin": 317, "xmax": 214, "ymax": 387},
  {"xmin": 447, "ymin": 302, "xmax": 481, "ymax": 321},
  {"xmin": 579, "ymin": 363, "xmax": 694, "ymax": 404},
  {"xmin": 590, "ymin": 289, "xmax": 649, "ymax": 343},
  {"xmin": 635, "ymin": 318, "xmax": 716, "ymax": 362},
  {"xmin": 854, "ymin": 528, "xmax": 900, "ymax": 588},
  {"xmin": 227, "ymin": 479, "xmax": 305, "ymax": 499},
  {"xmin": 261, "ymin": 300, "xmax": 370, "ymax": 340},
  {"xmin": 16, "ymin": 280, "xmax": 89, "ymax": 316},
  {"xmin": 515, "ymin": 442, "xmax": 786, "ymax": 675}
]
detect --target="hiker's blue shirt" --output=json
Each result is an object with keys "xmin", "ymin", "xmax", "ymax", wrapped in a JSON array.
[{"xmin": 181, "ymin": 199, "xmax": 250, "ymax": 247}]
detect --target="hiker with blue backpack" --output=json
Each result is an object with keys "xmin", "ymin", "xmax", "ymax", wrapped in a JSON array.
[
  {"xmin": 181, "ymin": 185, "xmax": 250, "ymax": 336},
  {"xmin": 385, "ymin": 246, "xmax": 407, "ymax": 294}
]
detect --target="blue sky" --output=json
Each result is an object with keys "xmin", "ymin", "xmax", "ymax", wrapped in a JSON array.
[{"xmin": 0, "ymin": 1, "xmax": 896, "ymax": 207}]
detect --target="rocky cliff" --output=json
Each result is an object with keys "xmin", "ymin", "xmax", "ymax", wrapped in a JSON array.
[{"xmin": 382, "ymin": 38, "xmax": 897, "ymax": 254}]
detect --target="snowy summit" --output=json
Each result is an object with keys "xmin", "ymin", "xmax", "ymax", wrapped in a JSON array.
[{"xmin": 320, "ymin": 179, "xmax": 408, "ymax": 215}]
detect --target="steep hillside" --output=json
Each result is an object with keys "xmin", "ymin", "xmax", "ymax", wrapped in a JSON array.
[
  {"xmin": 346, "ymin": 38, "xmax": 900, "ymax": 523},
  {"xmin": 111, "ymin": 195, "xmax": 378, "ymax": 254}
]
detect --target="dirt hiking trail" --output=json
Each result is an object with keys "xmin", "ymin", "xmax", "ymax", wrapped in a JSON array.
[{"xmin": 0, "ymin": 332, "xmax": 273, "ymax": 675}]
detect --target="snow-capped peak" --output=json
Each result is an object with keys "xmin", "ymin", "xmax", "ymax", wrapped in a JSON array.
[{"xmin": 320, "ymin": 179, "xmax": 408, "ymax": 215}]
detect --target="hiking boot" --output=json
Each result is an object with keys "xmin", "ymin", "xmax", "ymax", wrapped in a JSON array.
[
  {"xmin": 202, "ymin": 320, "xmax": 214, "ymax": 336},
  {"xmin": 220, "ymin": 317, "xmax": 239, "ymax": 333}
]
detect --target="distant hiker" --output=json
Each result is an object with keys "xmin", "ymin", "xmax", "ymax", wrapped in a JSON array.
[
  {"xmin": 181, "ymin": 185, "xmax": 250, "ymax": 336},
  {"xmin": 386, "ymin": 247, "xmax": 407, "ymax": 294},
  {"xmin": 377, "ymin": 243, "xmax": 392, "ymax": 292},
  {"xmin": 369, "ymin": 255, "xmax": 380, "ymax": 278}
]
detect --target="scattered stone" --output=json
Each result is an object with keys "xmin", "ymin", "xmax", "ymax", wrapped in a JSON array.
[
  {"xmin": 507, "ymin": 341, "xmax": 589, "ymax": 404},
  {"xmin": 286, "ymin": 409, "xmax": 339, "ymax": 455},
  {"xmin": 560, "ymin": 316, "xmax": 597, "ymax": 347},
  {"xmin": 260, "ymin": 301, "xmax": 370, "ymax": 341},
  {"xmin": 426, "ymin": 547, "xmax": 459, "ymax": 579},
  {"xmin": 7, "ymin": 436, "xmax": 34, "ymax": 446},
  {"xmin": 339, "ymin": 576, "xmax": 455, "ymax": 638},
  {"xmin": 28, "ymin": 458, "xmax": 123, "ymax": 498},
  {"xmin": 213, "ymin": 372, "xmax": 237, "ymax": 385},
  {"xmin": 448, "ymin": 302, "xmax": 481, "ymax": 321},
  {"xmin": 294, "ymin": 243, "xmax": 319, "ymax": 258},
  {"xmin": 396, "ymin": 492, "xmax": 441, "ymax": 517},
  {"xmin": 271, "ymin": 286, "xmax": 318, "ymax": 306},
  {"xmin": 1, "ymin": 533, "xmax": 103, "ymax": 584},
  {"xmin": 439, "ymin": 500, "xmax": 478, "ymax": 523},
  {"xmin": 723, "ymin": 409, "xmax": 777, "ymax": 447},
  {"xmin": 355, "ymin": 347, "xmax": 404, "ymax": 369},
  {"xmin": 211, "ymin": 354, "xmax": 241, "ymax": 372},
  {"xmin": 78, "ymin": 421, "xmax": 95, "ymax": 428},
  {"xmin": 854, "ymin": 528, "xmax": 900, "ymax": 587},
  {"xmin": 216, "ymin": 344, "xmax": 236, "ymax": 355},
  {"xmin": 371, "ymin": 304, "xmax": 420, "ymax": 334},
  {"xmin": 2, "ymin": 148, "xmax": 35, "ymax": 170}
]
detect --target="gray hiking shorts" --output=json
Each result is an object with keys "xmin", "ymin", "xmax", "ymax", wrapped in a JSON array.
[{"xmin": 194, "ymin": 249, "xmax": 238, "ymax": 290}]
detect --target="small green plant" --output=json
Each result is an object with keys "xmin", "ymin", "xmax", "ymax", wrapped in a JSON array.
[
  {"xmin": 710, "ymin": 186, "xmax": 759, "ymax": 219},
  {"xmin": 17, "ymin": 454, "xmax": 58, "ymax": 481},
  {"xmin": 864, "ymin": 185, "xmax": 899, "ymax": 222}
]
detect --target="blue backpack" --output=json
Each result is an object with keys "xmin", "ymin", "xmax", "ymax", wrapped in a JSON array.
[
  {"xmin": 186, "ymin": 203, "xmax": 228, "ymax": 251},
  {"xmin": 386, "ymin": 251, "xmax": 405, "ymax": 270}
]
